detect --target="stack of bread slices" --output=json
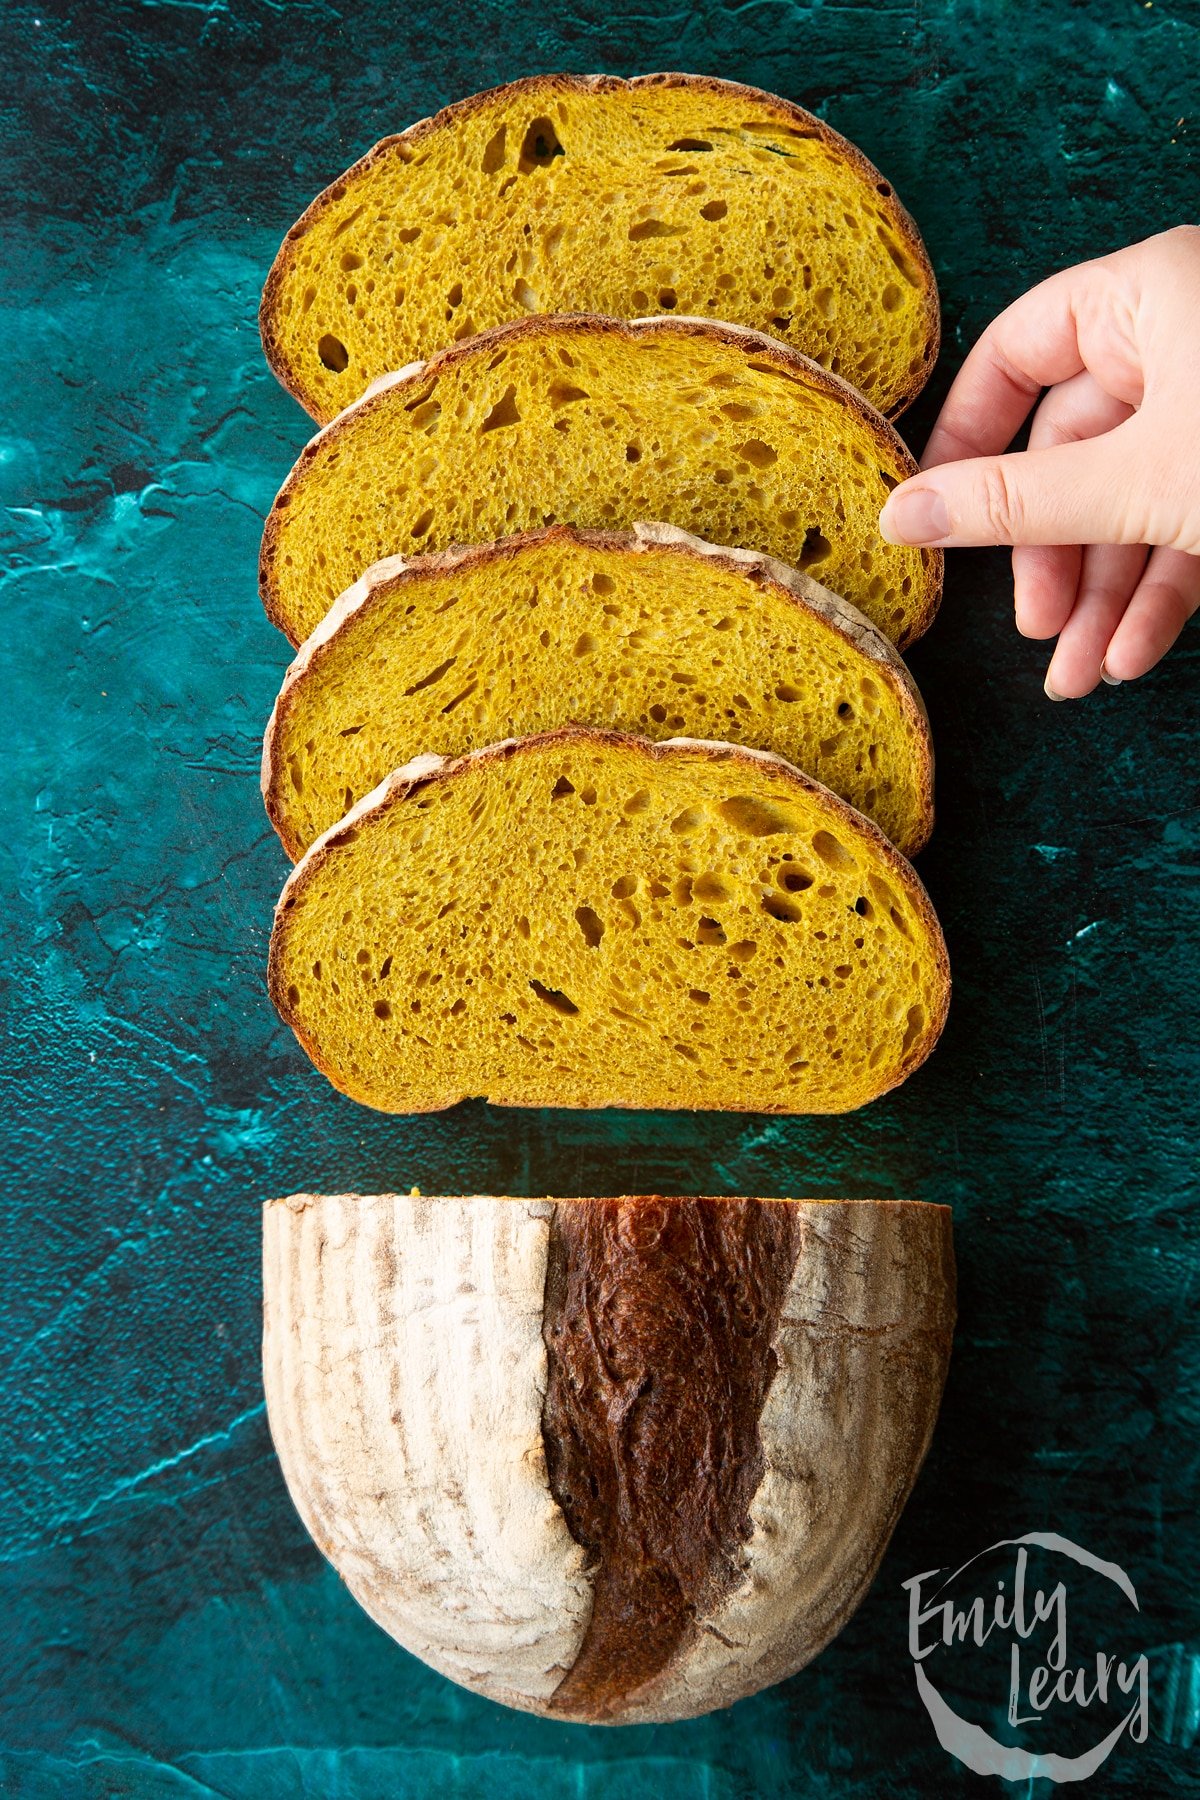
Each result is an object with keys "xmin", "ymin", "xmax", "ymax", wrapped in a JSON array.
[
  {"xmin": 259, "ymin": 72, "xmax": 950, "ymax": 1117},
  {"xmin": 255, "ymin": 72, "xmax": 958, "ymax": 1728}
]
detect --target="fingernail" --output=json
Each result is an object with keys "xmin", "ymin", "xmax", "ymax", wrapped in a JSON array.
[
  {"xmin": 879, "ymin": 484, "xmax": 951, "ymax": 545},
  {"xmin": 1044, "ymin": 674, "xmax": 1068, "ymax": 701},
  {"xmin": 1100, "ymin": 662, "xmax": 1122, "ymax": 687}
]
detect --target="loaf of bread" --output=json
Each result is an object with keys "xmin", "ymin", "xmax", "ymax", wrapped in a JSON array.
[
  {"xmin": 263, "ymin": 521, "xmax": 934, "ymax": 861},
  {"xmin": 268, "ymin": 729, "xmax": 949, "ymax": 1114},
  {"xmin": 260, "ymin": 73, "xmax": 938, "ymax": 425},
  {"xmin": 260, "ymin": 313, "xmax": 940, "ymax": 648},
  {"xmin": 263, "ymin": 1191, "xmax": 955, "ymax": 1723}
]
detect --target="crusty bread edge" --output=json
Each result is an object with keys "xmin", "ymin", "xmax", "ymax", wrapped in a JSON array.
[
  {"xmin": 267, "ymin": 726, "xmax": 950, "ymax": 1117},
  {"xmin": 267, "ymin": 1192, "xmax": 951, "ymax": 1210},
  {"xmin": 259, "ymin": 70, "xmax": 939, "ymax": 423},
  {"xmin": 258, "ymin": 310, "xmax": 943, "ymax": 649},
  {"xmin": 261, "ymin": 521, "xmax": 934, "ymax": 863}
]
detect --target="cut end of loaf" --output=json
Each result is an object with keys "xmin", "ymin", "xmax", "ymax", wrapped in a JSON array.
[{"xmin": 262, "ymin": 1192, "xmax": 955, "ymax": 1722}]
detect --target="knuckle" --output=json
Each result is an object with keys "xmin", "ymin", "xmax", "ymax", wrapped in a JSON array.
[
  {"xmin": 1164, "ymin": 223, "xmax": 1200, "ymax": 261},
  {"xmin": 975, "ymin": 461, "xmax": 1024, "ymax": 542}
]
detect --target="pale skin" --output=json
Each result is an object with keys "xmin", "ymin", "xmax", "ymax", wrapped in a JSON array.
[{"xmin": 879, "ymin": 226, "xmax": 1200, "ymax": 698}]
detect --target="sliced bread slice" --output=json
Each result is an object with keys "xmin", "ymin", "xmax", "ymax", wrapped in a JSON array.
[
  {"xmin": 260, "ymin": 313, "xmax": 941, "ymax": 648},
  {"xmin": 263, "ymin": 522, "xmax": 934, "ymax": 861},
  {"xmin": 268, "ymin": 729, "xmax": 949, "ymax": 1115},
  {"xmin": 260, "ymin": 72, "xmax": 939, "ymax": 425}
]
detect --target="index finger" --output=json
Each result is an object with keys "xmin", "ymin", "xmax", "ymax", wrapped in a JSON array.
[{"xmin": 921, "ymin": 259, "xmax": 1105, "ymax": 470}]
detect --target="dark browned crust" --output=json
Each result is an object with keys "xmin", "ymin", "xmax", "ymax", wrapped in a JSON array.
[
  {"xmin": 540, "ymin": 1196, "xmax": 802, "ymax": 1720},
  {"xmin": 262, "ymin": 521, "xmax": 935, "ymax": 863},
  {"xmin": 267, "ymin": 726, "xmax": 951, "ymax": 1115},
  {"xmin": 258, "ymin": 311, "xmax": 944, "ymax": 650},
  {"xmin": 259, "ymin": 71, "xmax": 939, "ymax": 424}
]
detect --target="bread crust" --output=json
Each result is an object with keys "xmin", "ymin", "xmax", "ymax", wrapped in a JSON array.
[
  {"xmin": 262, "ymin": 1191, "xmax": 955, "ymax": 1721},
  {"xmin": 258, "ymin": 310, "xmax": 944, "ymax": 650},
  {"xmin": 261, "ymin": 521, "xmax": 935, "ymax": 862},
  {"xmin": 267, "ymin": 726, "xmax": 950, "ymax": 1115},
  {"xmin": 259, "ymin": 71, "xmax": 939, "ymax": 423}
]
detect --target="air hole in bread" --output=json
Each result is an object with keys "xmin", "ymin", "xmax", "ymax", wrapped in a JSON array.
[
  {"xmin": 317, "ymin": 334, "xmax": 349, "ymax": 372},
  {"xmin": 901, "ymin": 1003, "xmax": 925, "ymax": 1054},
  {"xmin": 717, "ymin": 796, "xmax": 796, "ymax": 838},
  {"xmin": 519, "ymin": 118, "xmax": 565, "ymax": 172},
  {"xmin": 812, "ymin": 830, "xmax": 856, "ymax": 872},
  {"xmin": 481, "ymin": 124, "xmax": 507, "ymax": 174},
  {"xmin": 876, "ymin": 228, "xmax": 920, "ymax": 284},
  {"xmin": 799, "ymin": 528, "xmax": 832, "ymax": 568},
  {"xmin": 481, "ymin": 386, "xmax": 521, "ymax": 431},
  {"xmin": 530, "ymin": 978, "xmax": 578, "ymax": 1015},
  {"xmin": 761, "ymin": 895, "xmax": 801, "ymax": 923},
  {"xmin": 738, "ymin": 439, "xmax": 778, "ymax": 469},
  {"xmin": 403, "ymin": 657, "xmax": 456, "ymax": 696},
  {"xmin": 696, "ymin": 916, "xmax": 727, "ymax": 945},
  {"xmin": 575, "ymin": 906, "xmax": 605, "ymax": 948},
  {"xmin": 700, "ymin": 199, "xmax": 728, "ymax": 221},
  {"xmin": 549, "ymin": 381, "xmax": 589, "ymax": 408},
  {"xmin": 628, "ymin": 218, "xmax": 688, "ymax": 242}
]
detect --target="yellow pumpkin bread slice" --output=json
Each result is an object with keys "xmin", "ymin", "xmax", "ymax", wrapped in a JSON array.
[
  {"xmin": 260, "ymin": 72, "xmax": 938, "ymax": 425},
  {"xmin": 268, "ymin": 729, "xmax": 949, "ymax": 1115},
  {"xmin": 263, "ymin": 522, "xmax": 934, "ymax": 862},
  {"xmin": 260, "ymin": 313, "xmax": 941, "ymax": 648}
]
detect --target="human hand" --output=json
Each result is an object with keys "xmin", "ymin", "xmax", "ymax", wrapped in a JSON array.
[{"xmin": 878, "ymin": 227, "xmax": 1200, "ymax": 697}]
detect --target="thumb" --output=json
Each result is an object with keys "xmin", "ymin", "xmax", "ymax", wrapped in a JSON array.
[{"xmin": 879, "ymin": 427, "xmax": 1148, "ymax": 549}]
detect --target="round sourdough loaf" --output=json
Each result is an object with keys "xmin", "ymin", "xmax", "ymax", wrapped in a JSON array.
[
  {"xmin": 262, "ymin": 1192, "xmax": 956, "ymax": 1724},
  {"xmin": 260, "ymin": 72, "xmax": 938, "ymax": 424}
]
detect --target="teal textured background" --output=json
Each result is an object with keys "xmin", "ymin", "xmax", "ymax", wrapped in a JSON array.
[{"xmin": 1, "ymin": 0, "xmax": 1198, "ymax": 1793}]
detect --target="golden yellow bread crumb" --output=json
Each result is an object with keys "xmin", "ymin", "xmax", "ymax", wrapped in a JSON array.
[
  {"xmin": 260, "ymin": 313, "xmax": 941, "ymax": 648},
  {"xmin": 263, "ymin": 522, "xmax": 934, "ymax": 861},
  {"xmin": 268, "ymin": 729, "xmax": 949, "ymax": 1115},
  {"xmin": 260, "ymin": 73, "xmax": 938, "ymax": 425}
]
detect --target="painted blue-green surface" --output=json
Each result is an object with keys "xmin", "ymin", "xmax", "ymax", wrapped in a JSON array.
[{"xmin": 1, "ymin": 1, "xmax": 1198, "ymax": 1794}]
